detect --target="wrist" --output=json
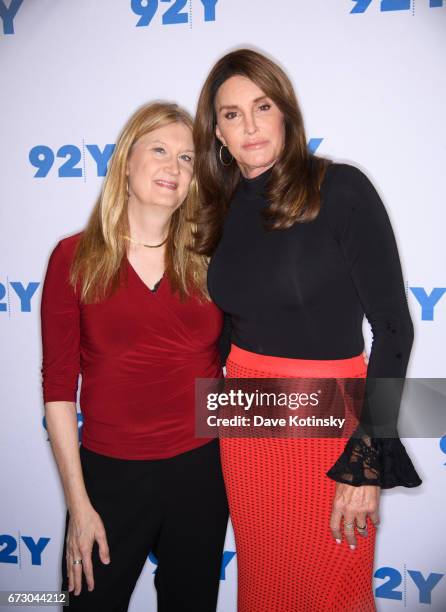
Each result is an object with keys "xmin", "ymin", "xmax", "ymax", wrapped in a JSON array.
[{"xmin": 66, "ymin": 492, "xmax": 92, "ymax": 516}]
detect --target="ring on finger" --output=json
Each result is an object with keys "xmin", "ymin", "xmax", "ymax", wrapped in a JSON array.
[
  {"xmin": 72, "ymin": 559, "xmax": 83, "ymax": 565},
  {"xmin": 344, "ymin": 522, "xmax": 355, "ymax": 529},
  {"xmin": 357, "ymin": 524, "xmax": 367, "ymax": 531}
]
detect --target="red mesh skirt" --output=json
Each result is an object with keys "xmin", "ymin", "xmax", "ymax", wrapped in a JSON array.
[{"xmin": 221, "ymin": 344, "xmax": 377, "ymax": 612}]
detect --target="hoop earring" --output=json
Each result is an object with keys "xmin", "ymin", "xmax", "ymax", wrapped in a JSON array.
[{"xmin": 219, "ymin": 144, "xmax": 233, "ymax": 167}]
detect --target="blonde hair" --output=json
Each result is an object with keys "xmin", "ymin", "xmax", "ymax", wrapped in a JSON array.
[{"xmin": 70, "ymin": 102, "xmax": 208, "ymax": 303}]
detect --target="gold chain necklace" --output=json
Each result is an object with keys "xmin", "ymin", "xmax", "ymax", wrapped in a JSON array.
[{"xmin": 124, "ymin": 235, "xmax": 168, "ymax": 249}]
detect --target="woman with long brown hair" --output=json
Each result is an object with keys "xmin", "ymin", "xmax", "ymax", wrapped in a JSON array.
[
  {"xmin": 41, "ymin": 101, "xmax": 228, "ymax": 611},
  {"xmin": 193, "ymin": 48, "xmax": 421, "ymax": 611}
]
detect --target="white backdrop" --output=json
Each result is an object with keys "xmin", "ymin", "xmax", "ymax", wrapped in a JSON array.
[{"xmin": 1, "ymin": 1, "xmax": 445, "ymax": 610}]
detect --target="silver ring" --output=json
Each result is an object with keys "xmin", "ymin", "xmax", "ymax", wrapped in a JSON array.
[
  {"xmin": 72, "ymin": 559, "xmax": 82, "ymax": 565},
  {"xmin": 357, "ymin": 524, "xmax": 367, "ymax": 531},
  {"xmin": 344, "ymin": 522, "xmax": 355, "ymax": 529}
]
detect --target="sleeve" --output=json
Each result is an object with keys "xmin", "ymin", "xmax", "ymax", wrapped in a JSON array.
[
  {"xmin": 218, "ymin": 312, "xmax": 232, "ymax": 367},
  {"xmin": 41, "ymin": 240, "xmax": 81, "ymax": 403},
  {"xmin": 324, "ymin": 165, "xmax": 422, "ymax": 489}
]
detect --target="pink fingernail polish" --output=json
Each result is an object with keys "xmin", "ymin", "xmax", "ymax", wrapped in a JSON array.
[
  {"xmin": 350, "ymin": 545, "xmax": 356, "ymax": 550},
  {"xmin": 336, "ymin": 538, "xmax": 341, "ymax": 544}
]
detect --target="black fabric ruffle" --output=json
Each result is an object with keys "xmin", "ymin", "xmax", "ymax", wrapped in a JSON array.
[{"xmin": 326, "ymin": 434, "xmax": 422, "ymax": 489}]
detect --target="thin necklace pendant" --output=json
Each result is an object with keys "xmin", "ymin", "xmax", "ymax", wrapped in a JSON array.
[
  {"xmin": 149, "ymin": 276, "xmax": 163, "ymax": 293},
  {"xmin": 124, "ymin": 235, "xmax": 168, "ymax": 249}
]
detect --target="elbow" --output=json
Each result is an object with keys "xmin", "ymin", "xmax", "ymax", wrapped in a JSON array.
[
  {"xmin": 401, "ymin": 308, "xmax": 414, "ymax": 355},
  {"xmin": 393, "ymin": 313, "xmax": 414, "ymax": 370},
  {"xmin": 406, "ymin": 316, "xmax": 414, "ymax": 352}
]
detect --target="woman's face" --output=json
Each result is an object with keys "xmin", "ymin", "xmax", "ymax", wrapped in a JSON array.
[
  {"xmin": 214, "ymin": 75, "xmax": 285, "ymax": 179},
  {"xmin": 126, "ymin": 122, "xmax": 194, "ymax": 211}
]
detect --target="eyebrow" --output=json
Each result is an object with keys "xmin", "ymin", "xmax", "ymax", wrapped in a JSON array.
[
  {"xmin": 147, "ymin": 139, "xmax": 194, "ymax": 153},
  {"xmin": 218, "ymin": 95, "xmax": 270, "ymax": 113}
]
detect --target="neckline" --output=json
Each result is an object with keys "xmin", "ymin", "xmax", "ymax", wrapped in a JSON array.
[
  {"xmin": 126, "ymin": 257, "xmax": 164, "ymax": 294},
  {"xmin": 239, "ymin": 165, "xmax": 274, "ymax": 198}
]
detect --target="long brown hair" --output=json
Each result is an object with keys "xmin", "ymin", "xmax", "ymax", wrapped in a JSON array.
[
  {"xmin": 193, "ymin": 48, "xmax": 330, "ymax": 255},
  {"xmin": 70, "ymin": 102, "xmax": 209, "ymax": 303}
]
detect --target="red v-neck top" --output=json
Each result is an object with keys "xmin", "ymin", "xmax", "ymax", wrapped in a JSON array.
[{"xmin": 41, "ymin": 233, "xmax": 223, "ymax": 459}]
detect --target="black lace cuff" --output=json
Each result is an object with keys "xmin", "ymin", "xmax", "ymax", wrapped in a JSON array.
[{"xmin": 326, "ymin": 434, "xmax": 422, "ymax": 489}]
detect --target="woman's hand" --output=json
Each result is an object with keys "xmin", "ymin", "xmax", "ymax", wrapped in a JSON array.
[
  {"xmin": 66, "ymin": 504, "xmax": 110, "ymax": 595},
  {"xmin": 330, "ymin": 482, "xmax": 380, "ymax": 550}
]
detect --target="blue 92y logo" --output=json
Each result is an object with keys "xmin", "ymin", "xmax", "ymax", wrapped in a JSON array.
[
  {"xmin": 440, "ymin": 434, "xmax": 446, "ymax": 464},
  {"xmin": 409, "ymin": 287, "xmax": 446, "ymax": 321},
  {"xmin": 375, "ymin": 566, "xmax": 443, "ymax": 605},
  {"xmin": 0, "ymin": 0, "xmax": 23, "ymax": 35},
  {"xmin": 351, "ymin": 0, "xmax": 443, "ymax": 13},
  {"xmin": 1, "ymin": 0, "xmax": 218, "ymax": 35},
  {"xmin": 0, "ymin": 534, "xmax": 50, "ymax": 567},
  {"xmin": 29, "ymin": 144, "xmax": 115, "ymax": 179},
  {"xmin": 131, "ymin": 0, "xmax": 218, "ymax": 27},
  {"xmin": 29, "ymin": 139, "xmax": 322, "ymax": 179},
  {"xmin": 0, "ymin": 280, "xmax": 40, "ymax": 314}
]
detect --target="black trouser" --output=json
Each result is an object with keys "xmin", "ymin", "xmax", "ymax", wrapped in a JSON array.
[{"xmin": 61, "ymin": 440, "xmax": 229, "ymax": 612}]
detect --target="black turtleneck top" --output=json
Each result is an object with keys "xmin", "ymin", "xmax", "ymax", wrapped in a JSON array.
[{"xmin": 209, "ymin": 162, "xmax": 422, "ymax": 489}]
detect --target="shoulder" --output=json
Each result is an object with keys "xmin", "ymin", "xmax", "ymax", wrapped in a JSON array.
[
  {"xmin": 320, "ymin": 163, "xmax": 389, "ymax": 239},
  {"xmin": 45, "ymin": 232, "xmax": 83, "ymax": 282},
  {"xmin": 321, "ymin": 163, "xmax": 378, "ymax": 204},
  {"xmin": 321, "ymin": 162, "xmax": 385, "ymax": 216},
  {"xmin": 49, "ymin": 232, "xmax": 83, "ymax": 263},
  {"xmin": 56, "ymin": 231, "xmax": 83, "ymax": 256}
]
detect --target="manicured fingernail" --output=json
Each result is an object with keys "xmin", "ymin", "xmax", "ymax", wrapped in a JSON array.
[
  {"xmin": 336, "ymin": 538, "xmax": 341, "ymax": 544},
  {"xmin": 350, "ymin": 545, "xmax": 356, "ymax": 550}
]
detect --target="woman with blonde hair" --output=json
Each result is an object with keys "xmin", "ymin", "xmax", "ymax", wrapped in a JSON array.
[
  {"xmin": 41, "ymin": 101, "xmax": 228, "ymax": 611},
  {"xmin": 193, "ymin": 48, "xmax": 421, "ymax": 611}
]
